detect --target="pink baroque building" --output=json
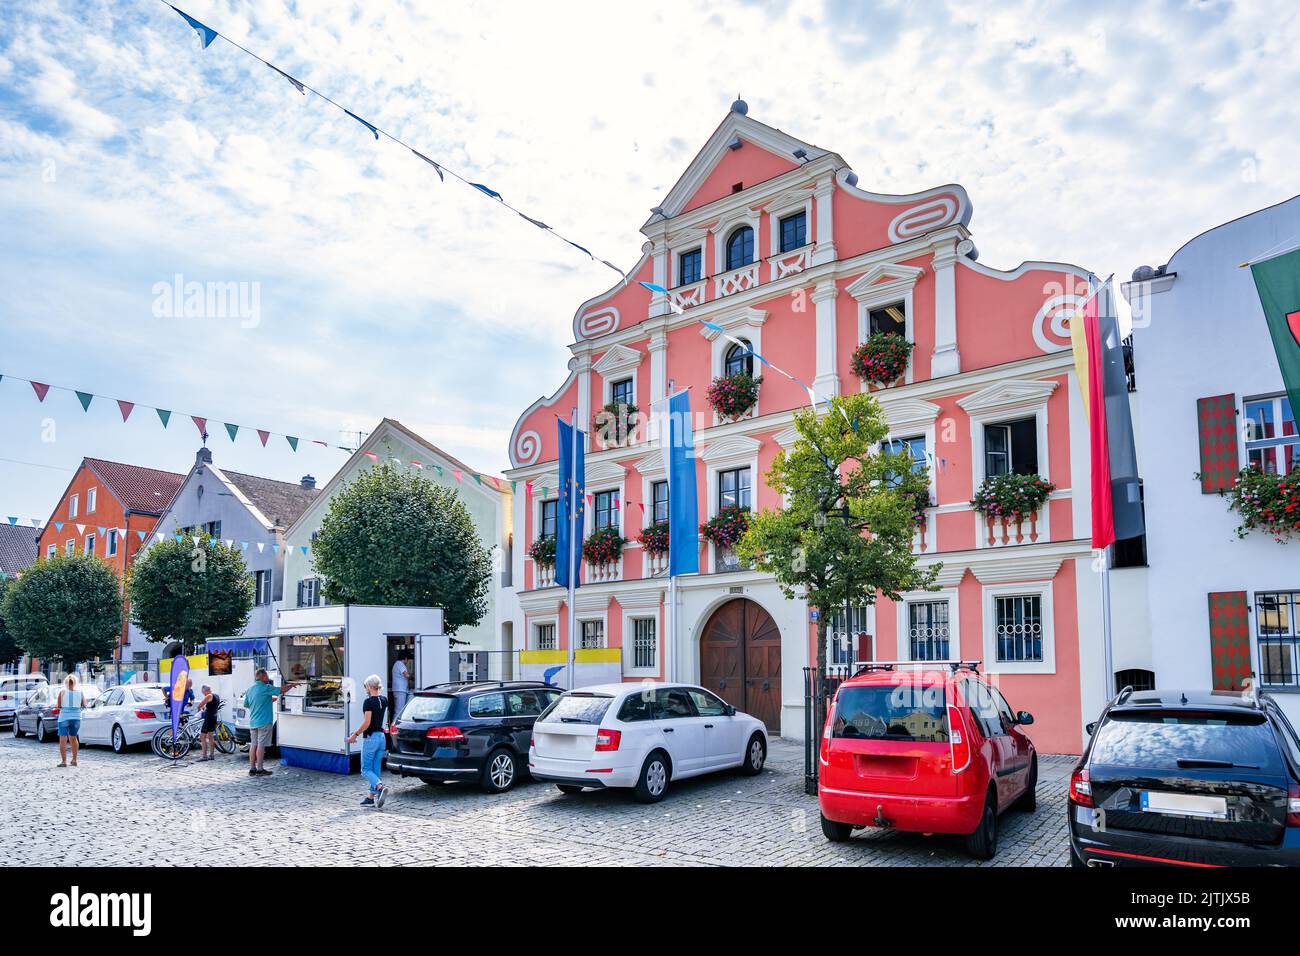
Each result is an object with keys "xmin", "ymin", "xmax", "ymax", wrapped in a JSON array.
[{"xmin": 505, "ymin": 103, "xmax": 1111, "ymax": 753}]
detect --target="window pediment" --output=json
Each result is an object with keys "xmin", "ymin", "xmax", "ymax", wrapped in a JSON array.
[
  {"xmin": 845, "ymin": 262, "xmax": 925, "ymax": 306},
  {"xmin": 698, "ymin": 434, "xmax": 763, "ymax": 463},
  {"xmin": 956, "ymin": 379, "xmax": 1058, "ymax": 415},
  {"xmin": 592, "ymin": 344, "xmax": 642, "ymax": 378},
  {"xmin": 697, "ymin": 306, "xmax": 768, "ymax": 341}
]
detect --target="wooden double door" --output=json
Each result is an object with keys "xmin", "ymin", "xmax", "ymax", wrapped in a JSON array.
[{"xmin": 699, "ymin": 598, "xmax": 782, "ymax": 732}]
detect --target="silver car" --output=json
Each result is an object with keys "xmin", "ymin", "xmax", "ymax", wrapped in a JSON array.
[
  {"xmin": 76, "ymin": 683, "xmax": 172, "ymax": 754},
  {"xmin": 0, "ymin": 675, "xmax": 49, "ymax": 726},
  {"xmin": 11, "ymin": 683, "xmax": 103, "ymax": 741}
]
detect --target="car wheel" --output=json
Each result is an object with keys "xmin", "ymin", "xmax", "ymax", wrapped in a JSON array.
[
  {"xmin": 740, "ymin": 733, "xmax": 766, "ymax": 776},
  {"xmin": 820, "ymin": 814, "xmax": 853, "ymax": 842},
  {"xmin": 111, "ymin": 725, "xmax": 128, "ymax": 754},
  {"xmin": 37, "ymin": 718, "xmax": 50, "ymax": 742},
  {"xmin": 1015, "ymin": 755, "xmax": 1038, "ymax": 812},
  {"xmin": 481, "ymin": 748, "xmax": 518, "ymax": 794},
  {"xmin": 634, "ymin": 750, "xmax": 670, "ymax": 804},
  {"xmin": 964, "ymin": 789, "xmax": 999, "ymax": 861},
  {"xmin": 11, "ymin": 717, "xmax": 23, "ymax": 739},
  {"xmin": 555, "ymin": 784, "xmax": 584, "ymax": 795}
]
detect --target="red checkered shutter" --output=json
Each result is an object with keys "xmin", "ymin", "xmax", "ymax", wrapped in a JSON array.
[
  {"xmin": 1196, "ymin": 394, "xmax": 1239, "ymax": 493},
  {"xmin": 1207, "ymin": 590, "xmax": 1252, "ymax": 691}
]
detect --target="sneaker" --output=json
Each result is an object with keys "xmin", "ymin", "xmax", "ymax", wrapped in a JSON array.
[
  {"xmin": 374, "ymin": 785, "xmax": 387, "ymax": 809},
  {"xmin": 256, "ymin": 768, "xmax": 273, "ymax": 776},
  {"xmin": 360, "ymin": 797, "xmax": 375, "ymax": 807}
]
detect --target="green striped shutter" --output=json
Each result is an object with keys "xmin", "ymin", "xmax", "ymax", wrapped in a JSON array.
[
  {"xmin": 1196, "ymin": 394, "xmax": 1238, "ymax": 493},
  {"xmin": 1207, "ymin": 591, "xmax": 1252, "ymax": 691}
]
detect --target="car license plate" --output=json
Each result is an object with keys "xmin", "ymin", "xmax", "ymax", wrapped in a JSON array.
[{"xmin": 1140, "ymin": 791, "xmax": 1227, "ymax": 819}]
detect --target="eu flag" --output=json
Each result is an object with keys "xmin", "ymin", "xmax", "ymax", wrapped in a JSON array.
[
  {"xmin": 555, "ymin": 418, "xmax": 585, "ymax": 588},
  {"xmin": 665, "ymin": 390, "xmax": 699, "ymax": 576}
]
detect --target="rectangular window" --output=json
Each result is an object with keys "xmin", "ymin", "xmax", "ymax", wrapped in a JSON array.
[
  {"xmin": 84, "ymin": 534, "xmax": 95, "ymax": 555},
  {"xmin": 202, "ymin": 520, "xmax": 222, "ymax": 539},
  {"xmin": 678, "ymin": 248, "xmax": 702, "ymax": 286},
  {"xmin": 881, "ymin": 436, "xmax": 927, "ymax": 487},
  {"xmin": 651, "ymin": 480, "xmax": 669, "ymax": 524},
  {"xmin": 65, "ymin": 540, "xmax": 74, "ymax": 556},
  {"xmin": 908, "ymin": 601, "xmax": 951, "ymax": 661},
  {"xmin": 632, "ymin": 618, "xmax": 657, "ymax": 670},
  {"xmin": 1255, "ymin": 591, "xmax": 1299, "ymax": 688},
  {"xmin": 829, "ymin": 606, "xmax": 871, "ymax": 665},
  {"xmin": 297, "ymin": 578, "xmax": 321, "ymax": 608},
  {"xmin": 534, "ymin": 622, "xmax": 557, "ymax": 651},
  {"xmin": 540, "ymin": 500, "xmax": 558, "ymax": 540},
  {"xmin": 86, "ymin": 487, "xmax": 97, "ymax": 514},
  {"xmin": 284, "ymin": 632, "xmax": 345, "ymax": 714},
  {"xmin": 106, "ymin": 529, "xmax": 118, "ymax": 557},
  {"xmin": 832, "ymin": 684, "xmax": 949, "ymax": 743},
  {"xmin": 868, "ymin": 303, "xmax": 907, "ymax": 337},
  {"xmin": 255, "ymin": 569, "xmax": 272, "ymax": 606},
  {"xmin": 995, "ymin": 594, "xmax": 1044, "ymax": 663},
  {"xmin": 580, "ymin": 620, "xmax": 605, "ymax": 649},
  {"xmin": 68, "ymin": 495, "xmax": 78, "ymax": 519},
  {"xmin": 1244, "ymin": 395, "xmax": 1299, "ymax": 475},
  {"xmin": 610, "ymin": 378, "xmax": 634, "ymax": 409},
  {"xmin": 47, "ymin": 544, "xmax": 56, "ymax": 558},
  {"xmin": 593, "ymin": 490, "xmax": 617, "ymax": 530},
  {"xmin": 779, "ymin": 210, "xmax": 807, "ymax": 252},
  {"xmin": 984, "ymin": 417, "xmax": 1039, "ymax": 477},
  {"xmin": 717, "ymin": 467, "xmax": 752, "ymax": 511}
]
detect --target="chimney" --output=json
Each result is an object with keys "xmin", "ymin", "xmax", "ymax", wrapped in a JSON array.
[
  {"xmin": 300, "ymin": 475, "xmax": 316, "ymax": 490},
  {"xmin": 196, "ymin": 447, "xmax": 213, "ymax": 465}
]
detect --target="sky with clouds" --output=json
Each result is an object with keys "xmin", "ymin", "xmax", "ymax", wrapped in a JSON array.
[{"xmin": 1, "ymin": 0, "xmax": 1298, "ymax": 523}]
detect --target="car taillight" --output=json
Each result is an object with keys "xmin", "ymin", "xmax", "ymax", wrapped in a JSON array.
[
  {"xmin": 51, "ymin": 707, "xmax": 60, "ymax": 716},
  {"xmin": 1070, "ymin": 768, "xmax": 1094, "ymax": 808},
  {"xmin": 135, "ymin": 710, "xmax": 156, "ymax": 719},
  {"xmin": 425, "ymin": 726, "xmax": 465, "ymax": 741},
  {"xmin": 594, "ymin": 728, "xmax": 621, "ymax": 752},
  {"xmin": 948, "ymin": 705, "xmax": 971, "ymax": 773},
  {"xmin": 1287, "ymin": 784, "xmax": 1300, "ymax": 827},
  {"xmin": 819, "ymin": 709, "xmax": 833, "ymax": 765},
  {"xmin": 529, "ymin": 735, "xmax": 535, "ymax": 750}
]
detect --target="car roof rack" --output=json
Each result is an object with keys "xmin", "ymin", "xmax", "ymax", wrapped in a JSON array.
[
  {"xmin": 850, "ymin": 660, "xmax": 981, "ymax": 676},
  {"xmin": 1114, "ymin": 685, "xmax": 1135, "ymax": 705}
]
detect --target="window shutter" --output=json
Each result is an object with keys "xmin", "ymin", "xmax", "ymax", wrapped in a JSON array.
[
  {"xmin": 1196, "ymin": 394, "xmax": 1238, "ymax": 493},
  {"xmin": 296, "ymin": 580, "xmax": 304, "ymax": 607},
  {"xmin": 1207, "ymin": 591, "xmax": 1251, "ymax": 691}
]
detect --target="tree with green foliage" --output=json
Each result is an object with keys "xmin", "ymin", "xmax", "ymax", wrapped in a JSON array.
[
  {"xmin": 1, "ymin": 553, "xmax": 123, "ymax": 665},
  {"xmin": 734, "ymin": 392, "xmax": 939, "ymax": 741},
  {"xmin": 310, "ymin": 463, "xmax": 492, "ymax": 635},
  {"xmin": 129, "ymin": 531, "xmax": 254, "ymax": 654},
  {"xmin": 0, "ymin": 580, "xmax": 21, "ymax": 666}
]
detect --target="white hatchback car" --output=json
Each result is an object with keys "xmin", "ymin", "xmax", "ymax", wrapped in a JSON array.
[{"xmin": 529, "ymin": 683, "xmax": 769, "ymax": 803}]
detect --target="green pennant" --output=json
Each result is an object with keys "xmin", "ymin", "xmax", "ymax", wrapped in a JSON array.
[
  {"xmin": 75, "ymin": 391, "xmax": 94, "ymax": 412},
  {"xmin": 286, "ymin": 436, "xmax": 299, "ymax": 451},
  {"xmin": 156, "ymin": 408, "xmax": 172, "ymax": 428},
  {"xmin": 1250, "ymin": 248, "xmax": 1300, "ymax": 417},
  {"xmin": 511, "ymin": 480, "xmax": 517, "ymax": 492},
  {"xmin": 225, "ymin": 423, "xmax": 239, "ymax": 441},
  {"xmin": 473, "ymin": 473, "xmax": 483, "ymax": 485},
  {"xmin": 434, "ymin": 465, "xmax": 444, "ymax": 477}
]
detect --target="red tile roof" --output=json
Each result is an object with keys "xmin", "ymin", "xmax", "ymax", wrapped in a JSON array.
[{"xmin": 84, "ymin": 458, "xmax": 186, "ymax": 515}]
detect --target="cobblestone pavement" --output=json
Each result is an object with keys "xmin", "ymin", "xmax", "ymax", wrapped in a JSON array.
[{"xmin": 0, "ymin": 734, "xmax": 1074, "ymax": 866}]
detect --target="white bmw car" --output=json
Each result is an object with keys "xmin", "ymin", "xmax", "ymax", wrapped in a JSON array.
[{"xmin": 528, "ymin": 682, "xmax": 769, "ymax": 803}]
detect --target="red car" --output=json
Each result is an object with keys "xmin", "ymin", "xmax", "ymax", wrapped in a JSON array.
[{"xmin": 817, "ymin": 662, "xmax": 1038, "ymax": 859}]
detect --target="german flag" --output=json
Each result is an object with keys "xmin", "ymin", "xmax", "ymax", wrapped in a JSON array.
[{"xmin": 1069, "ymin": 277, "xmax": 1144, "ymax": 549}]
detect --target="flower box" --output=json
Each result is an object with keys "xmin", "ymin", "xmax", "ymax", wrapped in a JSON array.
[
  {"xmin": 583, "ymin": 526, "xmax": 626, "ymax": 566},
  {"xmin": 707, "ymin": 372, "xmax": 760, "ymax": 421},
  {"xmin": 851, "ymin": 332, "xmax": 913, "ymax": 387},
  {"xmin": 701, "ymin": 506, "xmax": 751, "ymax": 549},
  {"xmin": 1227, "ymin": 467, "xmax": 1300, "ymax": 543},
  {"xmin": 527, "ymin": 536, "xmax": 556, "ymax": 568},
  {"xmin": 638, "ymin": 521, "xmax": 670, "ymax": 557}
]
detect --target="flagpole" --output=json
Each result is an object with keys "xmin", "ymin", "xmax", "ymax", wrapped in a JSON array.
[
  {"xmin": 566, "ymin": 408, "xmax": 579, "ymax": 691},
  {"xmin": 1097, "ymin": 277, "xmax": 1116, "ymax": 704}
]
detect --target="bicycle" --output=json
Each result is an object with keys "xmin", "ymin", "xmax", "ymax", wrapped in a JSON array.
[{"xmin": 152, "ymin": 704, "xmax": 237, "ymax": 759}]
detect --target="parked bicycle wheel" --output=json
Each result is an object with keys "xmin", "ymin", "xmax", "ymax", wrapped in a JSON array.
[
  {"xmin": 153, "ymin": 725, "xmax": 190, "ymax": 760},
  {"xmin": 214, "ymin": 722, "xmax": 237, "ymax": 755}
]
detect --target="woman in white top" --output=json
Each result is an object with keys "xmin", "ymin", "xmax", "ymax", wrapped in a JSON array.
[{"xmin": 56, "ymin": 674, "xmax": 85, "ymax": 768}]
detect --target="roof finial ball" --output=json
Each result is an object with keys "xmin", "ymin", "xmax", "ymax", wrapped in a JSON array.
[{"xmin": 730, "ymin": 95, "xmax": 748, "ymax": 115}]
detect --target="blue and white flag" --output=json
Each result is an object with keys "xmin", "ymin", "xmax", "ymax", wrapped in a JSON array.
[
  {"xmin": 662, "ymin": 390, "xmax": 699, "ymax": 576},
  {"xmin": 555, "ymin": 418, "xmax": 585, "ymax": 589},
  {"xmin": 171, "ymin": 5, "xmax": 218, "ymax": 48}
]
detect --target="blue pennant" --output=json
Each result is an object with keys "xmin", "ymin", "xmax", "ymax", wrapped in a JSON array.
[
  {"xmin": 410, "ymin": 149, "xmax": 445, "ymax": 181},
  {"xmin": 471, "ymin": 183, "xmax": 502, "ymax": 201},
  {"xmin": 171, "ymin": 5, "xmax": 218, "ymax": 49},
  {"xmin": 639, "ymin": 281, "xmax": 669, "ymax": 295},
  {"xmin": 344, "ymin": 109, "xmax": 379, "ymax": 140}
]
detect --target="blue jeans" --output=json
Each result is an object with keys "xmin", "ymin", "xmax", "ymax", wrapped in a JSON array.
[{"xmin": 360, "ymin": 732, "xmax": 385, "ymax": 794}]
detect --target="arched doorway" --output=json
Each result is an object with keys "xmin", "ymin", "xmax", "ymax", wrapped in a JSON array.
[{"xmin": 699, "ymin": 598, "xmax": 781, "ymax": 731}]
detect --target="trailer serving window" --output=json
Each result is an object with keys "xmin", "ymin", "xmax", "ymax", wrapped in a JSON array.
[{"xmin": 284, "ymin": 633, "xmax": 346, "ymax": 714}]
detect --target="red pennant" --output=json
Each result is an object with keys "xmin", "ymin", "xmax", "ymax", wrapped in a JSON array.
[
  {"xmin": 453, "ymin": 469, "xmax": 463, "ymax": 481},
  {"xmin": 192, "ymin": 416, "xmax": 207, "ymax": 437},
  {"xmin": 257, "ymin": 429, "xmax": 270, "ymax": 446},
  {"xmin": 117, "ymin": 400, "xmax": 135, "ymax": 422},
  {"xmin": 31, "ymin": 382, "xmax": 49, "ymax": 402},
  {"xmin": 364, "ymin": 452, "xmax": 378, "ymax": 461}
]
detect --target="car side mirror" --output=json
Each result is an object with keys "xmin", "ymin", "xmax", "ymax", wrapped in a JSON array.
[
  {"xmin": 1016, "ymin": 711, "xmax": 1034, "ymax": 726},
  {"xmin": 724, "ymin": 705, "xmax": 736, "ymax": 717},
  {"xmin": 1085, "ymin": 721, "xmax": 1097, "ymax": 736}
]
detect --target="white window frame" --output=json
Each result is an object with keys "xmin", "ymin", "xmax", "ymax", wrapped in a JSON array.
[
  {"xmin": 532, "ymin": 618, "xmax": 558, "ymax": 652},
  {"xmin": 46, "ymin": 544, "xmax": 56, "ymax": 558},
  {"xmin": 64, "ymin": 539, "xmax": 74, "ymax": 556},
  {"xmin": 700, "ymin": 308, "xmax": 767, "ymax": 424},
  {"xmin": 846, "ymin": 263, "xmax": 924, "ymax": 387},
  {"xmin": 634, "ymin": 451, "xmax": 667, "ymax": 533},
  {"xmin": 298, "ymin": 577, "xmax": 321, "ymax": 608},
  {"xmin": 770, "ymin": 196, "xmax": 813, "ymax": 256},
  {"xmin": 255, "ymin": 569, "xmax": 272, "ymax": 606},
  {"xmin": 672, "ymin": 242, "xmax": 705, "ymax": 289},
  {"xmin": 1242, "ymin": 392, "xmax": 1298, "ymax": 476},
  {"xmin": 894, "ymin": 588, "xmax": 961, "ymax": 662},
  {"xmin": 981, "ymin": 581, "xmax": 1056, "ymax": 675},
  {"xmin": 68, "ymin": 494, "xmax": 78, "ymax": 519},
  {"xmin": 106, "ymin": 529, "xmax": 118, "ymax": 557},
  {"xmin": 712, "ymin": 210, "xmax": 761, "ymax": 276},
  {"xmin": 86, "ymin": 487, "xmax": 97, "ymax": 514},
  {"xmin": 84, "ymin": 534, "xmax": 96, "ymax": 555},
  {"xmin": 577, "ymin": 616, "xmax": 607, "ymax": 650},
  {"xmin": 623, "ymin": 613, "xmax": 660, "ymax": 677}
]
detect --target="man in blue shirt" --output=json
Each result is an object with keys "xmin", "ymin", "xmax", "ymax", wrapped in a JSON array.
[{"xmin": 243, "ymin": 668, "xmax": 281, "ymax": 777}]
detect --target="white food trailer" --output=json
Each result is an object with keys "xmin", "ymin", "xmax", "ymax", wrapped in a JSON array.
[{"xmin": 272, "ymin": 605, "xmax": 448, "ymax": 774}]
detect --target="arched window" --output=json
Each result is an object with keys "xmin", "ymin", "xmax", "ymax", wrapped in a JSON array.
[
  {"xmin": 724, "ymin": 339, "xmax": 753, "ymax": 378},
  {"xmin": 725, "ymin": 226, "xmax": 755, "ymax": 271}
]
